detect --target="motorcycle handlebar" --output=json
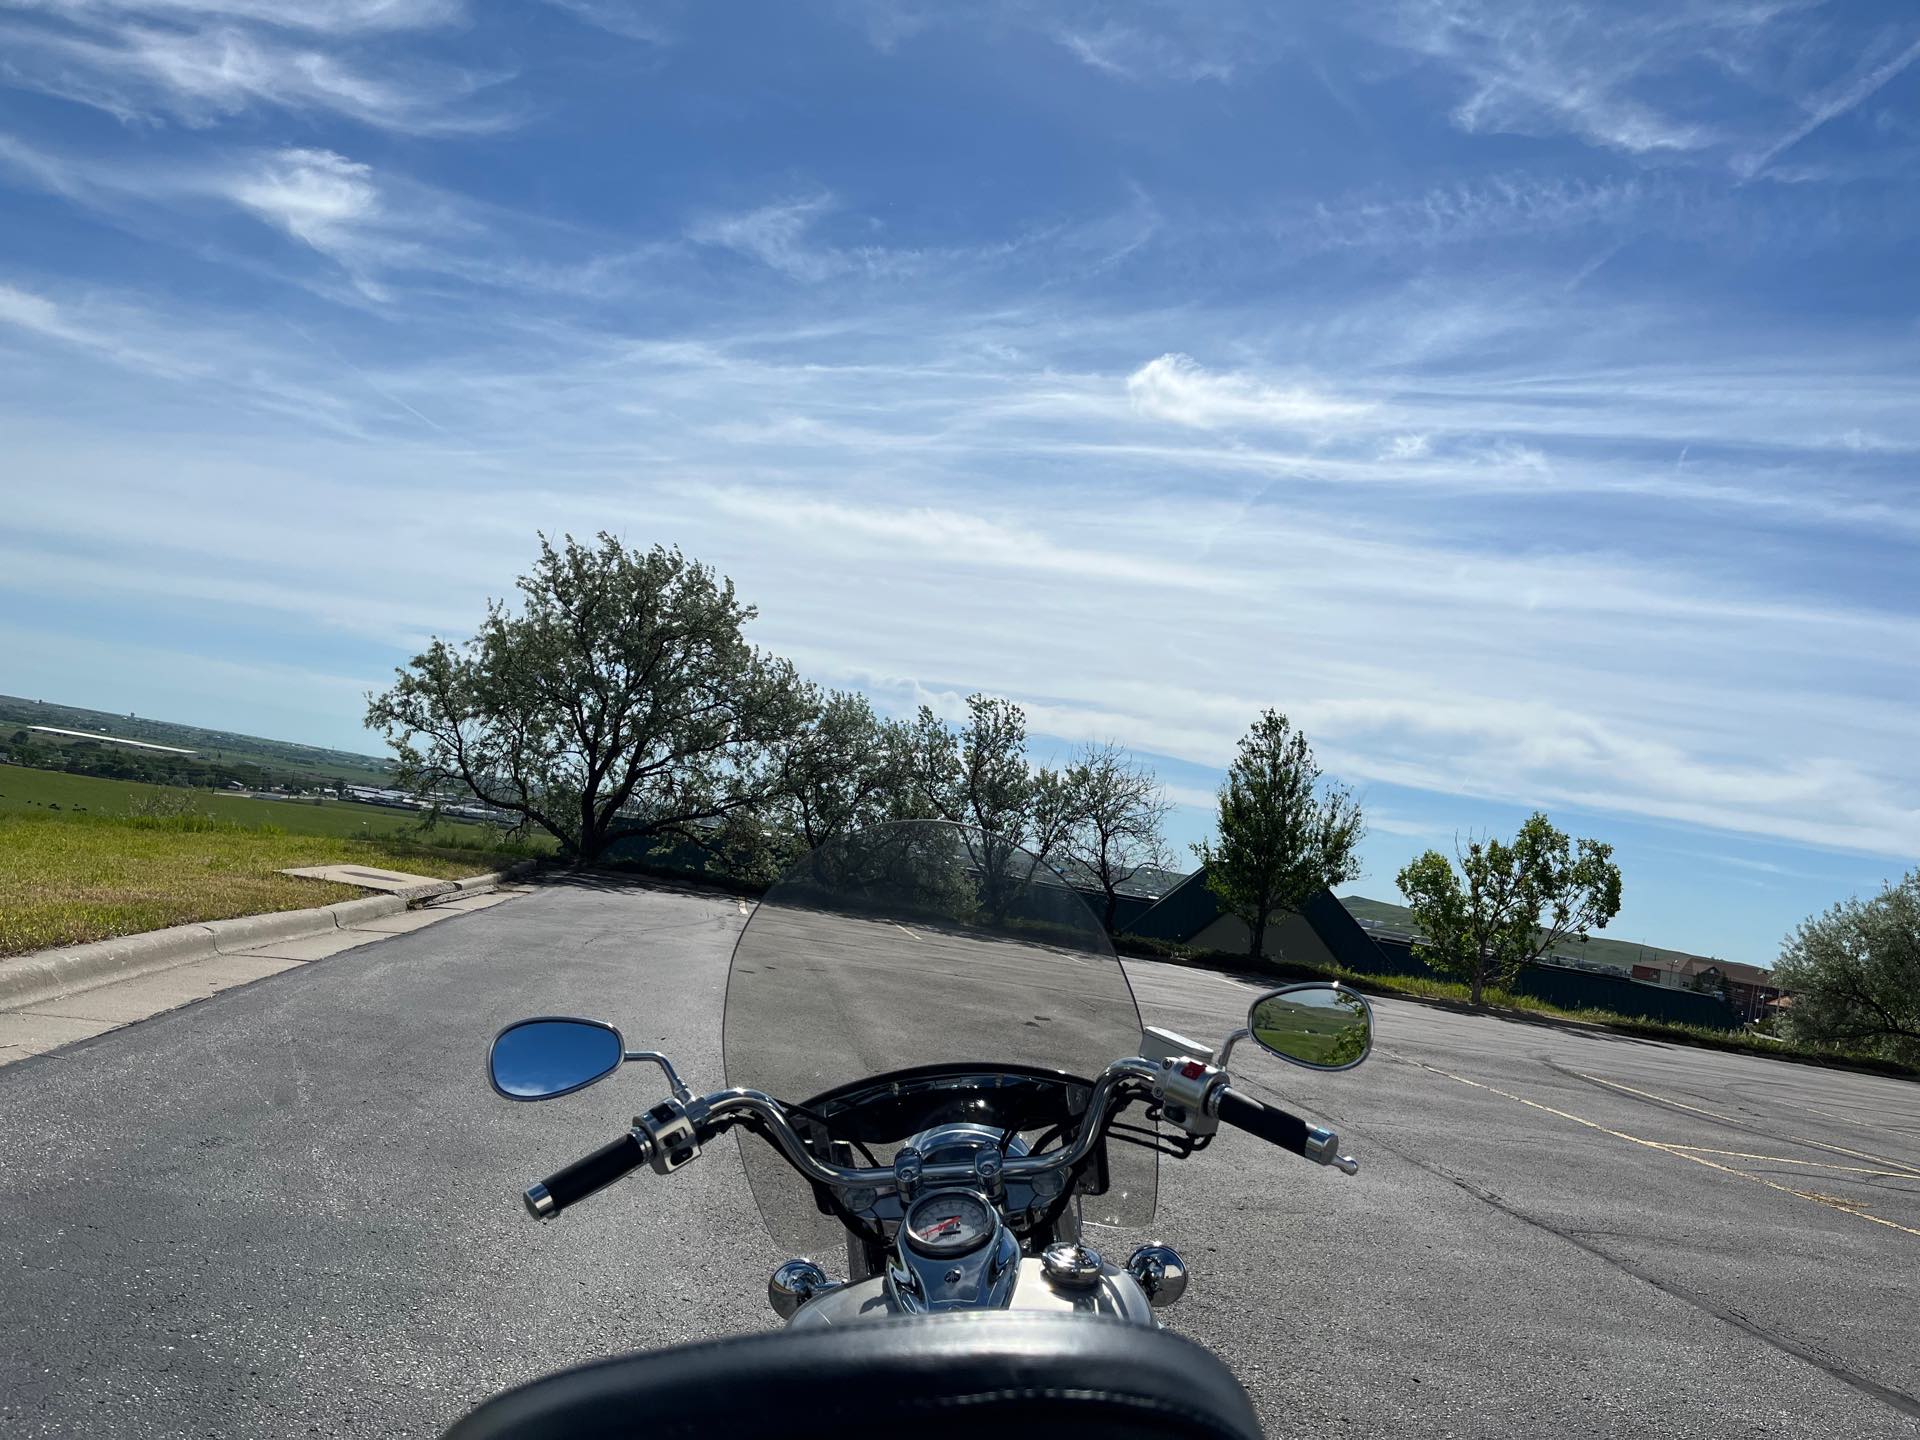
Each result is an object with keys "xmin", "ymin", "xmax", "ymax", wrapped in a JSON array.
[
  {"xmin": 1211, "ymin": 1087, "xmax": 1358, "ymax": 1175},
  {"xmin": 518, "ymin": 1058, "xmax": 1355, "ymax": 1220},
  {"xmin": 1212, "ymin": 1087, "xmax": 1310, "ymax": 1153},
  {"xmin": 525, "ymin": 1130, "xmax": 650, "ymax": 1218}
]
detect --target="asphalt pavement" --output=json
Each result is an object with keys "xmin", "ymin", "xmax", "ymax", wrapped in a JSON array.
[{"xmin": 2, "ymin": 875, "xmax": 1916, "ymax": 1438}]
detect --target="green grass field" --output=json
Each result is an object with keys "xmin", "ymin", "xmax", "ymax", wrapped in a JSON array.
[
  {"xmin": 0, "ymin": 766, "xmax": 548, "ymax": 956},
  {"xmin": 0, "ymin": 765, "xmax": 544, "ymax": 848}
]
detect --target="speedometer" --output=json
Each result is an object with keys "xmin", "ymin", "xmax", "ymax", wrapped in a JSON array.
[{"xmin": 902, "ymin": 1191, "xmax": 995, "ymax": 1258}]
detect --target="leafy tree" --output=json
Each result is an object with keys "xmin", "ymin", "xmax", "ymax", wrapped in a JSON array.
[
  {"xmin": 366, "ymin": 534, "xmax": 810, "ymax": 865},
  {"xmin": 904, "ymin": 695, "xmax": 1039, "ymax": 840},
  {"xmin": 1194, "ymin": 710, "xmax": 1364, "ymax": 962},
  {"xmin": 768, "ymin": 689, "xmax": 918, "ymax": 852},
  {"xmin": 1396, "ymin": 812, "xmax": 1624, "ymax": 1006},
  {"xmin": 1026, "ymin": 765, "xmax": 1083, "ymax": 873},
  {"xmin": 1773, "ymin": 872, "xmax": 1920, "ymax": 1064},
  {"xmin": 1061, "ymin": 741, "xmax": 1172, "ymax": 931},
  {"xmin": 902, "ymin": 694, "xmax": 1084, "ymax": 916}
]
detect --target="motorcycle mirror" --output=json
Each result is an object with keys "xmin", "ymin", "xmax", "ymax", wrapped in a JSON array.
[
  {"xmin": 489, "ymin": 1017, "xmax": 625, "ymax": 1100},
  {"xmin": 1246, "ymin": 983, "xmax": 1374, "ymax": 1072}
]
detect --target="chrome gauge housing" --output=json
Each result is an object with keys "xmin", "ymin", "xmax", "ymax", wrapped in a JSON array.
[{"xmin": 902, "ymin": 1190, "xmax": 996, "ymax": 1258}]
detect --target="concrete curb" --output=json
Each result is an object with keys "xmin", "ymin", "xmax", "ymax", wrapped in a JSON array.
[{"xmin": 0, "ymin": 859, "xmax": 541, "ymax": 1013}]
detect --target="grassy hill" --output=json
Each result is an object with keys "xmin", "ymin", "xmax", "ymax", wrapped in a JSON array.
[
  {"xmin": 0, "ymin": 765, "xmax": 542, "ymax": 848},
  {"xmin": 0, "ymin": 766, "xmax": 545, "ymax": 955},
  {"xmin": 0, "ymin": 694, "xmax": 394, "ymax": 790}
]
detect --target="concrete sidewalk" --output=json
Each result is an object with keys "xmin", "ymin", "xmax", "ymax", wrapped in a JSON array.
[{"xmin": 0, "ymin": 876, "xmax": 535, "ymax": 1068}]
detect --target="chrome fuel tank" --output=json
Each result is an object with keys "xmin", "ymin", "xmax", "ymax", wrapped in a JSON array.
[{"xmin": 787, "ymin": 1254, "xmax": 1157, "ymax": 1329}]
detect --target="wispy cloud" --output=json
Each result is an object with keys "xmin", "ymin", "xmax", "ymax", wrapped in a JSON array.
[
  {"xmin": 1738, "ymin": 32, "xmax": 1920, "ymax": 179},
  {"xmin": 12, "ymin": 0, "xmax": 463, "ymax": 33},
  {"xmin": 536, "ymin": 0, "xmax": 673, "ymax": 43},
  {"xmin": 1126, "ymin": 353, "xmax": 1370, "ymax": 431},
  {"xmin": 838, "ymin": 1, "xmax": 1284, "ymax": 85},
  {"xmin": 1377, "ymin": 0, "xmax": 1719, "ymax": 154},
  {"xmin": 1297, "ymin": 174, "xmax": 1648, "ymax": 251},
  {"xmin": 1051, "ymin": 22, "xmax": 1233, "ymax": 82},
  {"xmin": 0, "ymin": 7, "xmax": 512, "ymax": 132},
  {"xmin": 689, "ymin": 194, "xmax": 853, "ymax": 281}
]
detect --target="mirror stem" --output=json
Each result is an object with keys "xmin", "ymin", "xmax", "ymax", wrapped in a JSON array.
[
  {"xmin": 625, "ymin": 1050, "xmax": 691, "ymax": 1103},
  {"xmin": 1210, "ymin": 1028, "xmax": 1249, "ymax": 1068}
]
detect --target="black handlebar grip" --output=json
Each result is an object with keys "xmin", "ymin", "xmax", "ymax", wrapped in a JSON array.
[
  {"xmin": 525, "ymin": 1131, "xmax": 648, "ymax": 1218},
  {"xmin": 1213, "ymin": 1087, "xmax": 1312, "ymax": 1157}
]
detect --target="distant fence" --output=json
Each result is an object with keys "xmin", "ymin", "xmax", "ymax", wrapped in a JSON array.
[{"xmin": 1367, "ymin": 936, "xmax": 1741, "ymax": 1030}]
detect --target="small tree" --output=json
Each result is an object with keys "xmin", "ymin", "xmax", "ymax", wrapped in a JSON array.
[
  {"xmin": 1396, "ymin": 812, "xmax": 1624, "ymax": 1006},
  {"xmin": 1773, "ymin": 872, "xmax": 1920, "ymax": 1064},
  {"xmin": 1062, "ymin": 741, "xmax": 1172, "ymax": 932},
  {"xmin": 366, "ymin": 534, "xmax": 810, "ymax": 865},
  {"xmin": 1194, "ymin": 709, "xmax": 1364, "ymax": 962}
]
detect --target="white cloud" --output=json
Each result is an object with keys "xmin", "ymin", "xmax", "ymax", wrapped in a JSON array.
[
  {"xmin": 0, "ymin": 280, "xmax": 210, "ymax": 377},
  {"xmin": 695, "ymin": 487, "xmax": 1238, "ymax": 596},
  {"xmin": 0, "ymin": 13, "xmax": 510, "ymax": 132},
  {"xmin": 12, "ymin": 0, "xmax": 463, "ymax": 32},
  {"xmin": 1299, "ymin": 174, "xmax": 1646, "ymax": 252},
  {"xmin": 685, "ymin": 193, "xmax": 934, "ymax": 283},
  {"xmin": 1125, "ymin": 353, "xmax": 1370, "ymax": 430},
  {"xmin": 535, "ymin": 0, "xmax": 671, "ymax": 42},
  {"xmin": 227, "ymin": 148, "xmax": 380, "ymax": 254},
  {"xmin": 690, "ymin": 195, "xmax": 844, "ymax": 280},
  {"xmin": 1377, "ymin": 0, "xmax": 1719, "ymax": 155},
  {"xmin": 1052, "ymin": 22, "xmax": 1233, "ymax": 82}
]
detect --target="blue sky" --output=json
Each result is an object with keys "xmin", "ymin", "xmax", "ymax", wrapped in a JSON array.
[{"xmin": 2, "ymin": 1, "xmax": 1917, "ymax": 966}]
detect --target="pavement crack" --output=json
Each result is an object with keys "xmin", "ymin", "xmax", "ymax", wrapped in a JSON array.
[{"xmin": 1391, "ymin": 1134, "xmax": 1920, "ymax": 1422}]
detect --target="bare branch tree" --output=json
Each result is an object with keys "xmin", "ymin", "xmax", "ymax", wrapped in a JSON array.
[{"xmin": 1062, "ymin": 741, "xmax": 1172, "ymax": 931}]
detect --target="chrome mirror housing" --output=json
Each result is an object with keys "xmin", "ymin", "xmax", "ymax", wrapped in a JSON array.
[
  {"xmin": 1245, "ymin": 983, "xmax": 1375, "ymax": 1072},
  {"xmin": 488, "ymin": 1017, "xmax": 625, "ymax": 1100}
]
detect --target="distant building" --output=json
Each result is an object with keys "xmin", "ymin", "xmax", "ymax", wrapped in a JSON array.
[
  {"xmin": 1123, "ymin": 869, "xmax": 1386, "ymax": 974},
  {"xmin": 1346, "ymin": 905, "xmax": 1782, "ymax": 1022}
]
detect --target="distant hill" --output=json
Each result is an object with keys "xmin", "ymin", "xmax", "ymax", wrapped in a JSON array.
[
  {"xmin": 0, "ymin": 695, "xmax": 394, "ymax": 791},
  {"xmin": 1338, "ymin": 893, "xmax": 1729, "ymax": 974}
]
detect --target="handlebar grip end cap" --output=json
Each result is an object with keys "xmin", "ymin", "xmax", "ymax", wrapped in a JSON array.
[{"xmin": 524, "ymin": 1183, "xmax": 556, "ymax": 1219}]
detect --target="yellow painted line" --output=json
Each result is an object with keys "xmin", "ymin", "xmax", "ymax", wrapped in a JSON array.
[
  {"xmin": 1568, "ymin": 1070, "xmax": 1920, "ymax": 1181},
  {"xmin": 1406, "ymin": 1059, "xmax": 1920, "ymax": 1240},
  {"xmin": 1661, "ymin": 1145, "xmax": 1916, "ymax": 1179}
]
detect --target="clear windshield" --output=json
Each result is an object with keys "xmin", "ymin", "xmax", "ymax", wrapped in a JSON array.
[{"xmin": 722, "ymin": 820, "xmax": 1155, "ymax": 1256}]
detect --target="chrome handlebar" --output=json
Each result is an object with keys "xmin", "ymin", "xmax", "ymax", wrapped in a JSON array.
[
  {"xmin": 690, "ymin": 1057, "xmax": 1163, "ymax": 1195},
  {"xmin": 526, "ymin": 1051, "xmax": 1359, "ymax": 1219}
]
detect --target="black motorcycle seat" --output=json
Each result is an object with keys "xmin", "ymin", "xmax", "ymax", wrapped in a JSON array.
[{"xmin": 442, "ymin": 1311, "xmax": 1263, "ymax": 1440}]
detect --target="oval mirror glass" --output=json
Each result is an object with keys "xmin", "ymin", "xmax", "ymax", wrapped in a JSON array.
[
  {"xmin": 1247, "ymin": 984, "xmax": 1374, "ymax": 1071},
  {"xmin": 489, "ymin": 1017, "xmax": 625, "ymax": 1100}
]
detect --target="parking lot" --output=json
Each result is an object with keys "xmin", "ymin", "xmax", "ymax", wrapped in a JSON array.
[{"xmin": 2, "ymin": 874, "xmax": 1915, "ymax": 1437}]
